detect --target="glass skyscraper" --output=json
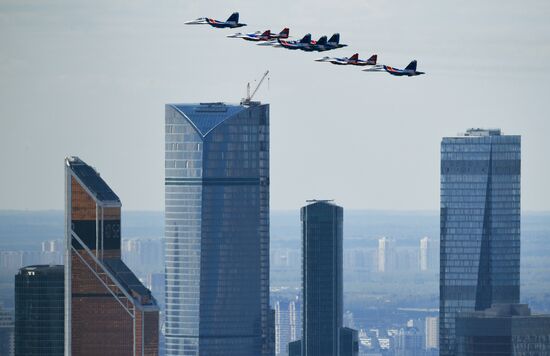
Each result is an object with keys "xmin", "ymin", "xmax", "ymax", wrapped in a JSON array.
[
  {"xmin": 164, "ymin": 102, "xmax": 270, "ymax": 356},
  {"xmin": 439, "ymin": 128, "xmax": 521, "ymax": 356},
  {"xmin": 15, "ymin": 265, "xmax": 64, "ymax": 356},
  {"xmin": 300, "ymin": 200, "xmax": 344, "ymax": 356}
]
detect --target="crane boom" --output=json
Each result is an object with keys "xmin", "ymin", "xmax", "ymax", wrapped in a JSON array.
[
  {"xmin": 250, "ymin": 70, "xmax": 269, "ymax": 101},
  {"xmin": 241, "ymin": 70, "xmax": 269, "ymax": 106}
]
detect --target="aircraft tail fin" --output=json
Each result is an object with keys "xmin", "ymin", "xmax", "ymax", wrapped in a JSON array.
[
  {"xmin": 300, "ymin": 34, "xmax": 312, "ymax": 43},
  {"xmin": 279, "ymin": 28, "xmax": 290, "ymax": 38},
  {"xmin": 405, "ymin": 60, "xmax": 417, "ymax": 71},
  {"xmin": 349, "ymin": 53, "xmax": 359, "ymax": 61},
  {"xmin": 261, "ymin": 30, "xmax": 271, "ymax": 37},
  {"xmin": 328, "ymin": 33, "xmax": 340, "ymax": 44},
  {"xmin": 226, "ymin": 12, "xmax": 239, "ymax": 23},
  {"xmin": 368, "ymin": 54, "xmax": 377, "ymax": 64},
  {"xmin": 317, "ymin": 36, "xmax": 328, "ymax": 45}
]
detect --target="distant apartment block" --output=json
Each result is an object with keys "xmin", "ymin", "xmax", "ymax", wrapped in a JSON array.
[
  {"xmin": 377, "ymin": 237, "xmax": 396, "ymax": 273},
  {"xmin": 424, "ymin": 316, "xmax": 439, "ymax": 350}
]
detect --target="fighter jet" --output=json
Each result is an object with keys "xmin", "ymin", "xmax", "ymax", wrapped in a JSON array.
[
  {"xmin": 276, "ymin": 34, "xmax": 314, "ymax": 50},
  {"xmin": 276, "ymin": 33, "xmax": 345, "ymax": 52},
  {"xmin": 227, "ymin": 28, "xmax": 290, "ymax": 41},
  {"xmin": 184, "ymin": 12, "xmax": 246, "ymax": 29},
  {"xmin": 363, "ymin": 60, "xmax": 425, "ymax": 76},
  {"xmin": 320, "ymin": 33, "xmax": 347, "ymax": 51},
  {"xmin": 315, "ymin": 53, "xmax": 377, "ymax": 66}
]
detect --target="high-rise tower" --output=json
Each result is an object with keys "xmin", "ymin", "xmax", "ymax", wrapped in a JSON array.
[
  {"xmin": 164, "ymin": 102, "xmax": 270, "ymax": 356},
  {"xmin": 64, "ymin": 157, "xmax": 159, "ymax": 356},
  {"xmin": 439, "ymin": 129, "xmax": 521, "ymax": 356},
  {"xmin": 300, "ymin": 200, "xmax": 344, "ymax": 356},
  {"xmin": 15, "ymin": 265, "xmax": 63, "ymax": 356}
]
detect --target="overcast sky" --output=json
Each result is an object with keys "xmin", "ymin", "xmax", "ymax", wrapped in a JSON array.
[{"xmin": 1, "ymin": 0, "xmax": 549, "ymax": 211}]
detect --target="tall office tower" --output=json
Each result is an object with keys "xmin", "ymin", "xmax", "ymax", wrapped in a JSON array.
[
  {"xmin": 0, "ymin": 305, "xmax": 14, "ymax": 356},
  {"xmin": 65, "ymin": 157, "xmax": 159, "ymax": 356},
  {"xmin": 440, "ymin": 129, "xmax": 521, "ymax": 356},
  {"xmin": 377, "ymin": 237, "xmax": 395, "ymax": 273},
  {"xmin": 455, "ymin": 304, "xmax": 550, "ymax": 356},
  {"xmin": 300, "ymin": 200, "xmax": 344, "ymax": 356},
  {"xmin": 164, "ymin": 102, "xmax": 270, "ymax": 356},
  {"xmin": 15, "ymin": 265, "xmax": 63, "ymax": 356},
  {"xmin": 424, "ymin": 316, "xmax": 439, "ymax": 350}
]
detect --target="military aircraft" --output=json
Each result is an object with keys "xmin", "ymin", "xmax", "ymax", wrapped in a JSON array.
[
  {"xmin": 275, "ymin": 34, "xmax": 314, "ymax": 50},
  {"xmin": 227, "ymin": 28, "xmax": 290, "ymax": 41},
  {"xmin": 363, "ymin": 60, "xmax": 425, "ymax": 76},
  {"xmin": 184, "ymin": 12, "xmax": 246, "ymax": 29},
  {"xmin": 315, "ymin": 53, "xmax": 376, "ymax": 66},
  {"xmin": 322, "ymin": 33, "xmax": 347, "ymax": 51},
  {"xmin": 276, "ymin": 33, "xmax": 346, "ymax": 52}
]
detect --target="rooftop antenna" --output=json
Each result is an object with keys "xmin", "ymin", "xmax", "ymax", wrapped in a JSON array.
[{"xmin": 241, "ymin": 70, "xmax": 269, "ymax": 106}]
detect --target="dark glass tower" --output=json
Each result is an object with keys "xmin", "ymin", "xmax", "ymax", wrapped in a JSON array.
[
  {"xmin": 439, "ymin": 129, "xmax": 521, "ymax": 356},
  {"xmin": 164, "ymin": 102, "xmax": 270, "ymax": 356},
  {"xmin": 15, "ymin": 265, "xmax": 64, "ymax": 356},
  {"xmin": 300, "ymin": 200, "xmax": 343, "ymax": 356}
]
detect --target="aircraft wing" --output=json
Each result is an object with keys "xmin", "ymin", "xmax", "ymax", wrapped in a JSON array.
[
  {"xmin": 362, "ymin": 65, "xmax": 385, "ymax": 72},
  {"xmin": 185, "ymin": 18, "xmax": 208, "ymax": 25},
  {"xmin": 257, "ymin": 40, "xmax": 280, "ymax": 47}
]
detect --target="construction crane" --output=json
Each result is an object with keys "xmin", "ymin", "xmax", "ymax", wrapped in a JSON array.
[{"xmin": 241, "ymin": 70, "xmax": 269, "ymax": 106}]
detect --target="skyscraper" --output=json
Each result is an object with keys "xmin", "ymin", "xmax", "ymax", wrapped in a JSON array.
[
  {"xmin": 300, "ymin": 200, "xmax": 344, "ymax": 356},
  {"xmin": 455, "ymin": 304, "xmax": 550, "ymax": 356},
  {"xmin": 439, "ymin": 129, "xmax": 521, "ymax": 356},
  {"xmin": 164, "ymin": 102, "xmax": 270, "ymax": 356},
  {"xmin": 65, "ymin": 157, "xmax": 159, "ymax": 356},
  {"xmin": 15, "ymin": 265, "xmax": 63, "ymax": 356}
]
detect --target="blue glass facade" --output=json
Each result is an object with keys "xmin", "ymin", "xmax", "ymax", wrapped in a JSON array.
[
  {"xmin": 439, "ymin": 129, "xmax": 521, "ymax": 356},
  {"xmin": 164, "ymin": 102, "xmax": 270, "ymax": 356},
  {"xmin": 300, "ymin": 201, "xmax": 343, "ymax": 356}
]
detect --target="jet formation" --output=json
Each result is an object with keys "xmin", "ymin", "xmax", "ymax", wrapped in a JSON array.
[{"xmin": 185, "ymin": 12, "xmax": 425, "ymax": 77}]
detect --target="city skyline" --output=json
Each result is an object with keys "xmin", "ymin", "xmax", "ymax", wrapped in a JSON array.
[{"xmin": 1, "ymin": 0, "xmax": 550, "ymax": 212}]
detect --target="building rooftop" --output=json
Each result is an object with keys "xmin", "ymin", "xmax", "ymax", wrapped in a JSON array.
[
  {"xmin": 463, "ymin": 128, "xmax": 501, "ymax": 137},
  {"xmin": 169, "ymin": 102, "xmax": 247, "ymax": 137},
  {"xmin": 18, "ymin": 265, "xmax": 64, "ymax": 277},
  {"xmin": 66, "ymin": 156, "xmax": 120, "ymax": 204}
]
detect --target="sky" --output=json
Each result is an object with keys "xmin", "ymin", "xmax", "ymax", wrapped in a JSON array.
[{"xmin": 1, "ymin": 0, "xmax": 549, "ymax": 211}]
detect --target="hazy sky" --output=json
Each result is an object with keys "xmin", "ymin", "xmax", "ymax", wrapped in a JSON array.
[{"xmin": 1, "ymin": 0, "xmax": 549, "ymax": 211}]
